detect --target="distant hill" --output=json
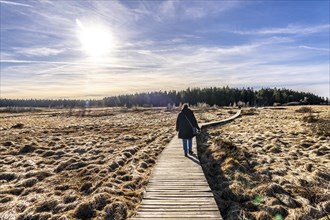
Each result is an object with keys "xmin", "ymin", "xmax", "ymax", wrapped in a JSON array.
[{"xmin": 0, "ymin": 87, "xmax": 328, "ymax": 108}]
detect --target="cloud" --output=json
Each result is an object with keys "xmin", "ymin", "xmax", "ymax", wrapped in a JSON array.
[
  {"xmin": 0, "ymin": 51, "xmax": 14, "ymax": 60},
  {"xmin": 158, "ymin": 1, "xmax": 177, "ymax": 18},
  {"xmin": 0, "ymin": 0, "xmax": 32, "ymax": 7},
  {"xmin": 183, "ymin": 1, "xmax": 242, "ymax": 19},
  {"xmin": 15, "ymin": 47, "xmax": 66, "ymax": 57},
  {"xmin": 298, "ymin": 45, "xmax": 329, "ymax": 52},
  {"xmin": 234, "ymin": 24, "xmax": 330, "ymax": 35},
  {"xmin": 34, "ymin": 64, "xmax": 71, "ymax": 76},
  {"xmin": 2, "ymin": 32, "xmax": 329, "ymax": 98},
  {"xmin": 133, "ymin": 0, "xmax": 244, "ymax": 22},
  {"xmin": 0, "ymin": 59, "xmax": 152, "ymax": 70}
]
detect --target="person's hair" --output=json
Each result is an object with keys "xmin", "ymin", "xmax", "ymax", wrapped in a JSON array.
[{"xmin": 182, "ymin": 104, "xmax": 189, "ymax": 109}]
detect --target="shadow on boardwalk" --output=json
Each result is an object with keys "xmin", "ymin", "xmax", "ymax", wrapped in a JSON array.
[{"xmin": 187, "ymin": 153, "xmax": 200, "ymax": 165}]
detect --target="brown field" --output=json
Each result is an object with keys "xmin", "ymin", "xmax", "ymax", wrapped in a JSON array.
[
  {"xmin": 198, "ymin": 106, "xmax": 330, "ymax": 220},
  {"xmin": 0, "ymin": 106, "xmax": 231, "ymax": 220}
]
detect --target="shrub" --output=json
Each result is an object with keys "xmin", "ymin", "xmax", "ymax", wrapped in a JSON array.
[
  {"xmin": 295, "ymin": 106, "xmax": 312, "ymax": 113},
  {"xmin": 0, "ymin": 107, "xmax": 42, "ymax": 113}
]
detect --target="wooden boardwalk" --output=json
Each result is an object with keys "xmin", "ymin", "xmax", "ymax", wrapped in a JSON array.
[{"xmin": 132, "ymin": 110, "xmax": 241, "ymax": 220}]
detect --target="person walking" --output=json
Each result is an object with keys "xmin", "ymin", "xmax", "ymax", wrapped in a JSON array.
[{"xmin": 176, "ymin": 104, "xmax": 200, "ymax": 157}]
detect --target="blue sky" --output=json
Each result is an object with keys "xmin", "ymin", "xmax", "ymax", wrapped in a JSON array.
[{"xmin": 1, "ymin": 0, "xmax": 329, "ymax": 99}]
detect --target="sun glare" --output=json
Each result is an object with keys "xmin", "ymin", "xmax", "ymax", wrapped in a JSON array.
[{"xmin": 76, "ymin": 19, "xmax": 113, "ymax": 57}]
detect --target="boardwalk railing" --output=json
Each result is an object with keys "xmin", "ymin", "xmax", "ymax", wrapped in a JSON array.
[
  {"xmin": 200, "ymin": 109, "xmax": 241, "ymax": 128},
  {"xmin": 132, "ymin": 109, "xmax": 241, "ymax": 219}
]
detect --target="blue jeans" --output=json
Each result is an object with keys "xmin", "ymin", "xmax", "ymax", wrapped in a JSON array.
[{"xmin": 182, "ymin": 138, "xmax": 192, "ymax": 154}]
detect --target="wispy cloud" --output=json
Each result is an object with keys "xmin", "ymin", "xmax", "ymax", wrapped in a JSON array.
[
  {"xmin": 298, "ymin": 45, "xmax": 329, "ymax": 52},
  {"xmin": 234, "ymin": 24, "xmax": 330, "ymax": 35},
  {"xmin": 15, "ymin": 47, "xmax": 66, "ymax": 57},
  {"xmin": 183, "ymin": 1, "xmax": 242, "ymax": 19},
  {"xmin": 0, "ymin": 0, "xmax": 32, "ymax": 7},
  {"xmin": 0, "ymin": 59, "xmax": 152, "ymax": 70},
  {"xmin": 133, "ymin": 0, "xmax": 244, "ymax": 22},
  {"xmin": 158, "ymin": 1, "xmax": 177, "ymax": 18}
]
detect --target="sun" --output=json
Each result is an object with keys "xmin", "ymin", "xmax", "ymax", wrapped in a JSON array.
[{"xmin": 76, "ymin": 19, "xmax": 113, "ymax": 57}]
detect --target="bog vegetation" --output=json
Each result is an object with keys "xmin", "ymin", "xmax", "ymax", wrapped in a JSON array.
[{"xmin": 198, "ymin": 106, "xmax": 330, "ymax": 219}]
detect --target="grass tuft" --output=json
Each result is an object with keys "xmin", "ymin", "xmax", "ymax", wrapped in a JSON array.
[
  {"xmin": 35, "ymin": 199, "xmax": 58, "ymax": 213},
  {"xmin": 18, "ymin": 145, "xmax": 36, "ymax": 154},
  {"xmin": 73, "ymin": 201, "xmax": 95, "ymax": 219},
  {"xmin": 295, "ymin": 106, "xmax": 312, "ymax": 113},
  {"xmin": 0, "ymin": 173, "xmax": 17, "ymax": 181},
  {"xmin": 104, "ymin": 201, "xmax": 128, "ymax": 220}
]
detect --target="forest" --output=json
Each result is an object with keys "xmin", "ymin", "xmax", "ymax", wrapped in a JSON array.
[{"xmin": 0, "ymin": 87, "xmax": 328, "ymax": 108}]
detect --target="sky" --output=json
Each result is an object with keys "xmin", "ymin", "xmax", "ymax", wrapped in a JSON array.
[{"xmin": 0, "ymin": 0, "xmax": 329, "ymax": 99}]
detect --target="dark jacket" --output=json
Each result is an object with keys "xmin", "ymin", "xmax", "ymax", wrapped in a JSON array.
[{"xmin": 176, "ymin": 108, "xmax": 200, "ymax": 139}]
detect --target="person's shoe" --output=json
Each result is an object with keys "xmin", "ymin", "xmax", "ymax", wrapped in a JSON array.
[
  {"xmin": 189, "ymin": 150, "xmax": 194, "ymax": 155},
  {"xmin": 184, "ymin": 153, "xmax": 188, "ymax": 157}
]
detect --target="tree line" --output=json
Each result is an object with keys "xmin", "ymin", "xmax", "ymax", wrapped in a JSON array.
[{"xmin": 0, "ymin": 87, "xmax": 328, "ymax": 108}]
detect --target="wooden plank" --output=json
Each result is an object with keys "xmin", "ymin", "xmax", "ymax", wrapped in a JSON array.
[
  {"xmin": 135, "ymin": 212, "xmax": 220, "ymax": 218},
  {"xmin": 142, "ymin": 198, "xmax": 216, "ymax": 202},
  {"xmin": 148, "ymin": 183, "xmax": 208, "ymax": 185},
  {"xmin": 132, "ymin": 218, "xmax": 220, "ymax": 220},
  {"xmin": 146, "ymin": 189, "xmax": 211, "ymax": 192},
  {"xmin": 147, "ymin": 186, "xmax": 210, "ymax": 188},
  {"xmin": 144, "ymin": 191, "xmax": 214, "ymax": 196},
  {"xmin": 147, "ymin": 184, "xmax": 210, "ymax": 187},
  {"xmin": 135, "ymin": 213, "xmax": 221, "ymax": 217},
  {"xmin": 139, "ymin": 208, "xmax": 219, "ymax": 212},
  {"xmin": 147, "ymin": 189, "xmax": 211, "ymax": 191},
  {"xmin": 143, "ymin": 194, "xmax": 214, "ymax": 198},
  {"xmin": 147, "ymin": 182, "xmax": 208, "ymax": 185},
  {"xmin": 151, "ymin": 173, "xmax": 205, "ymax": 175},
  {"xmin": 139, "ymin": 205, "xmax": 218, "ymax": 208},
  {"xmin": 150, "ymin": 174, "xmax": 203, "ymax": 176},
  {"xmin": 137, "ymin": 202, "xmax": 218, "ymax": 206},
  {"xmin": 148, "ymin": 181, "xmax": 208, "ymax": 184},
  {"xmin": 147, "ymin": 184, "xmax": 209, "ymax": 187}
]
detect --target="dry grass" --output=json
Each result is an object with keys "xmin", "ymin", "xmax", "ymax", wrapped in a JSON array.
[
  {"xmin": 0, "ymin": 106, "xmax": 231, "ymax": 219},
  {"xmin": 198, "ymin": 106, "xmax": 330, "ymax": 220},
  {"xmin": 0, "ymin": 108, "xmax": 176, "ymax": 219}
]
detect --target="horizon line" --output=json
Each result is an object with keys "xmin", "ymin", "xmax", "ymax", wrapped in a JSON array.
[{"xmin": 1, "ymin": 86, "xmax": 328, "ymax": 100}]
